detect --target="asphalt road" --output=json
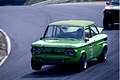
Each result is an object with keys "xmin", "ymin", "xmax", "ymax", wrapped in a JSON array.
[{"xmin": 0, "ymin": 2, "xmax": 119, "ymax": 80}]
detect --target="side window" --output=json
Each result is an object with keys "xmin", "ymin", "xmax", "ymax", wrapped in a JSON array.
[
  {"xmin": 45, "ymin": 26, "xmax": 54, "ymax": 37},
  {"xmin": 55, "ymin": 26, "xmax": 61, "ymax": 36},
  {"xmin": 45, "ymin": 26, "xmax": 61, "ymax": 37},
  {"xmin": 90, "ymin": 25, "xmax": 99, "ymax": 37},
  {"xmin": 85, "ymin": 27, "xmax": 91, "ymax": 38}
]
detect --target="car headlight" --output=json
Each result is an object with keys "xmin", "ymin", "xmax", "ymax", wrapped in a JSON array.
[
  {"xmin": 31, "ymin": 47, "xmax": 42, "ymax": 55},
  {"xmin": 37, "ymin": 48, "xmax": 42, "ymax": 54},
  {"xmin": 31, "ymin": 47, "xmax": 36, "ymax": 54},
  {"xmin": 65, "ymin": 49, "xmax": 76, "ymax": 56}
]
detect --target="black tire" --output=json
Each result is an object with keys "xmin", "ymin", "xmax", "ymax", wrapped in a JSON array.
[
  {"xmin": 79, "ymin": 53, "xmax": 87, "ymax": 71},
  {"xmin": 97, "ymin": 46, "xmax": 108, "ymax": 62},
  {"xmin": 31, "ymin": 58, "xmax": 42, "ymax": 70}
]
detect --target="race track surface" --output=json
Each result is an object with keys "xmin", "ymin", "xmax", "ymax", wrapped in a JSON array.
[{"xmin": 0, "ymin": 2, "xmax": 119, "ymax": 80}]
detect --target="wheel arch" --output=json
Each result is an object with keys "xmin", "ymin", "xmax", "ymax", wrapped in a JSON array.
[
  {"xmin": 102, "ymin": 43, "xmax": 108, "ymax": 51},
  {"xmin": 80, "ymin": 50, "xmax": 87, "ymax": 60}
]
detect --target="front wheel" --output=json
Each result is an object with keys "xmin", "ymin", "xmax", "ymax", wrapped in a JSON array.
[
  {"xmin": 97, "ymin": 46, "xmax": 108, "ymax": 62},
  {"xmin": 78, "ymin": 53, "xmax": 87, "ymax": 71},
  {"xmin": 31, "ymin": 58, "xmax": 42, "ymax": 70}
]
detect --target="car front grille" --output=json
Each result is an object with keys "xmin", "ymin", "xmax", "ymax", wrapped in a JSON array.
[
  {"xmin": 41, "ymin": 59, "xmax": 64, "ymax": 64},
  {"xmin": 41, "ymin": 47, "xmax": 65, "ymax": 55}
]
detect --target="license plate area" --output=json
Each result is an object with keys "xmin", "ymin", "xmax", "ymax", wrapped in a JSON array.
[{"xmin": 41, "ymin": 59, "xmax": 64, "ymax": 64}]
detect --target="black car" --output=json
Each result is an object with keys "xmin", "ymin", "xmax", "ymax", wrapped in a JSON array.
[
  {"xmin": 103, "ymin": 0, "xmax": 120, "ymax": 29},
  {"xmin": 0, "ymin": 0, "xmax": 26, "ymax": 6}
]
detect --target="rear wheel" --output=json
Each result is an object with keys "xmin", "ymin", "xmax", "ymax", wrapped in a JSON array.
[
  {"xmin": 97, "ymin": 46, "xmax": 108, "ymax": 62},
  {"xmin": 78, "ymin": 53, "xmax": 87, "ymax": 71},
  {"xmin": 31, "ymin": 58, "xmax": 42, "ymax": 70}
]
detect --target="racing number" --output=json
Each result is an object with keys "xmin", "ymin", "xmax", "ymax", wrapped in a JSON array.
[{"xmin": 89, "ymin": 45, "xmax": 93, "ymax": 58}]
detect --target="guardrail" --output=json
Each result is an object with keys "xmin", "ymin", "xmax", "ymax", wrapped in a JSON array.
[
  {"xmin": 31, "ymin": 0, "xmax": 70, "ymax": 6},
  {"xmin": 30, "ymin": 0, "xmax": 107, "ymax": 6}
]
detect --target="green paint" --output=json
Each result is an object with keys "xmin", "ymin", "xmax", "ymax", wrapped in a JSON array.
[{"xmin": 31, "ymin": 20, "xmax": 108, "ymax": 66}]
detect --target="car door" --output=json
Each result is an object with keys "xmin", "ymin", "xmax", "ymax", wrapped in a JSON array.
[
  {"xmin": 89, "ymin": 24, "xmax": 101, "ymax": 57},
  {"xmin": 85, "ymin": 26, "xmax": 94, "ymax": 59}
]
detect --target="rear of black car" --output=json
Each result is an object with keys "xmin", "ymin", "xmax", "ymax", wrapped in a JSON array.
[
  {"xmin": 103, "ymin": 0, "xmax": 120, "ymax": 29},
  {"xmin": 0, "ymin": 0, "xmax": 26, "ymax": 6}
]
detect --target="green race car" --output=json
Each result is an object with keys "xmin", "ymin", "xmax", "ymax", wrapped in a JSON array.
[{"xmin": 31, "ymin": 20, "xmax": 108, "ymax": 70}]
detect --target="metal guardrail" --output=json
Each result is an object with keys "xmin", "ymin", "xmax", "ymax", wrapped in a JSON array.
[
  {"xmin": 30, "ymin": 0, "xmax": 107, "ymax": 6},
  {"xmin": 31, "ymin": 0, "xmax": 70, "ymax": 6}
]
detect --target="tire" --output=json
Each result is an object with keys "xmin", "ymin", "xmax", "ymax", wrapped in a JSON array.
[
  {"xmin": 78, "ymin": 53, "xmax": 87, "ymax": 71},
  {"xmin": 31, "ymin": 58, "xmax": 42, "ymax": 70},
  {"xmin": 97, "ymin": 46, "xmax": 108, "ymax": 62}
]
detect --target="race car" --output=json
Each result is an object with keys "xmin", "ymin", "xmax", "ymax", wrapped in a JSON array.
[
  {"xmin": 31, "ymin": 20, "xmax": 108, "ymax": 71},
  {"xmin": 103, "ymin": 0, "xmax": 120, "ymax": 29}
]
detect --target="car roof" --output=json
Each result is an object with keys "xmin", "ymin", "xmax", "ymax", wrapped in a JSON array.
[{"xmin": 49, "ymin": 20, "xmax": 95, "ymax": 27}]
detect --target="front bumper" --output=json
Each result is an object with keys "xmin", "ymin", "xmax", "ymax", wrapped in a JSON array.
[{"xmin": 32, "ymin": 55, "xmax": 79, "ymax": 65}]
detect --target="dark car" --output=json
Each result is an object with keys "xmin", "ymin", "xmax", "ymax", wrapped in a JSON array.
[
  {"xmin": 103, "ymin": 0, "xmax": 120, "ymax": 29},
  {"xmin": 0, "ymin": 0, "xmax": 26, "ymax": 6}
]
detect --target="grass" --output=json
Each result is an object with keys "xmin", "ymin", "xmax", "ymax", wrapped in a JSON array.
[{"xmin": 0, "ymin": 32, "xmax": 7, "ymax": 61}]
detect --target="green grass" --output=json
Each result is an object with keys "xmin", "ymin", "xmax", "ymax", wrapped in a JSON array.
[{"xmin": 0, "ymin": 33, "xmax": 7, "ymax": 59}]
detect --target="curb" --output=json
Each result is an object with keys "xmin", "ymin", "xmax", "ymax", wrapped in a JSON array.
[{"xmin": 0, "ymin": 29, "xmax": 11, "ymax": 66}]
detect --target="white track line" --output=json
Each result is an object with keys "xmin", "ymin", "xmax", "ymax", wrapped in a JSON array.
[{"xmin": 0, "ymin": 29, "xmax": 11, "ymax": 66}]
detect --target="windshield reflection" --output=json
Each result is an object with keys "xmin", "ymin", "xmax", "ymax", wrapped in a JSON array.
[{"xmin": 44, "ymin": 25, "xmax": 84, "ymax": 40}]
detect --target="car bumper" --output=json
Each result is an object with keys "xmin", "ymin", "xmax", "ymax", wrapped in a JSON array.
[{"xmin": 32, "ymin": 55, "xmax": 79, "ymax": 65}]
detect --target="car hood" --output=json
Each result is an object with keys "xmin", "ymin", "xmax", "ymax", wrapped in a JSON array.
[{"xmin": 32, "ymin": 38, "xmax": 85, "ymax": 48}]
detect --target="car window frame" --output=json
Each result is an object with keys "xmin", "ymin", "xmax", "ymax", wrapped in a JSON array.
[
  {"xmin": 43, "ymin": 25, "xmax": 49, "ymax": 38},
  {"xmin": 89, "ymin": 24, "xmax": 99, "ymax": 37},
  {"xmin": 84, "ymin": 26, "xmax": 92, "ymax": 38},
  {"xmin": 84, "ymin": 24, "xmax": 99, "ymax": 40}
]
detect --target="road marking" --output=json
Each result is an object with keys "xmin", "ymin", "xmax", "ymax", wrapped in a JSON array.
[{"xmin": 0, "ymin": 28, "xmax": 11, "ymax": 66}]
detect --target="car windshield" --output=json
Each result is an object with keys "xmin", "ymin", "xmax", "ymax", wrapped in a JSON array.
[
  {"xmin": 44, "ymin": 25, "xmax": 84, "ymax": 40},
  {"xmin": 111, "ymin": 0, "xmax": 120, "ymax": 5}
]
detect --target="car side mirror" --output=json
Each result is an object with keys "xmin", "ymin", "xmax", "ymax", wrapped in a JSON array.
[
  {"xmin": 106, "ymin": 2, "xmax": 110, "ymax": 5},
  {"xmin": 85, "ymin": 38, "xmax": 89, "ymax": 42},
  {"xmin": 40, "ymin": 37, "xmax": 43, "ymax": 40}
]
